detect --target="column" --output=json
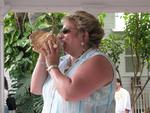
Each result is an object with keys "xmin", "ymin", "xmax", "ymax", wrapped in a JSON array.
[
  {"xmin": 0, "ymin": 5, "xmax": 10, "ymax": 113},
  {"xmin": 0, "ymin": 7, "xmax": 4, "ymax": 113}
]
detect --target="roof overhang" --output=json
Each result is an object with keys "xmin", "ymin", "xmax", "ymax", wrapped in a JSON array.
[{"xmin": 0, "ymin": 0, "xmax": 150, "ymax": 13}]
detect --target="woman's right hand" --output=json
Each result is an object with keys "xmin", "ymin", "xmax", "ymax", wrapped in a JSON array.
[{"xmin": 40, "ymin": 40, "xmax": 60, "ymax": 67}]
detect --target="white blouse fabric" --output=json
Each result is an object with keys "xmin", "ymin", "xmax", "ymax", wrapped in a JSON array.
[{"xmin": 42, "ymin": 48, "xmax": 116, "ymax": 113}]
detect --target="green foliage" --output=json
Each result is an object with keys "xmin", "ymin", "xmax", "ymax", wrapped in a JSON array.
[
  {"xmin": 97, "ymin": 13, "xmax": 106, "ymax": 27},
  {"xmin": 101, "ymin": 34, "xmax": 124, "ymax": 65},
  {"xmin": 98, "ymin": 13, "xmax": 124, "ymax": 79},
  {"xmin": 30, "ymin": 12, "xmax": 65, "ymax": 34},
  {"xmin": 124, "ymin": 13, "xmax": 150, "ymax": 68},
  {"xmin": 4, "ymin": 12, "xmax": 35, "ymax": 77},
  {"xmin": 4, "ymin": 12, "xmax": 38, "ymax": 113},
  {"xmin": 4, "ymin": 12, "xmax": 65, "ymax": 113},
  {"xmin": 123, "ymin": 13, "xmax": 150, "ymax": 105},
  {"xmin": 101, "ymin": 33, "xmax": 124, "ymax": 77}
]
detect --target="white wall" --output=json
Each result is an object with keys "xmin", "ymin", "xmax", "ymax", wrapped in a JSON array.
[{"xmin": 103, "ymin": 13, "xmax": 115, "ymax": 38}]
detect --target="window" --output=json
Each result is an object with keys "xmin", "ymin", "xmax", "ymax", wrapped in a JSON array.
[
  {"xmin": 125, "ymin": 48, "xmax": 141, "ymax": 72},
  {"xmin": 125, "ymin": 56, "xmax": 138, "ymax": 72},
  {"xmin": 113, "ymin": 13, "xmax": 125, "ymax": 31}
]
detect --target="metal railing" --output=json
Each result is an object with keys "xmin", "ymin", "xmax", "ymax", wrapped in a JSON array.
[{"xmin": 134, "ymin": 90, "xmax": 150, "ymax": 113}]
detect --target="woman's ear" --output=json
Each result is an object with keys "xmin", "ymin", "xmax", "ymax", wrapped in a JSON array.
[{"xmin": 82, "ymin": 31, "xmax": 89, "ymax": 44}]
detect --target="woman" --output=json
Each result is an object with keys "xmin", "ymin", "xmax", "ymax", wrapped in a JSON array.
[{"xmin": 30, "ymin": 10, "xmax": 116, "ymax": 113}]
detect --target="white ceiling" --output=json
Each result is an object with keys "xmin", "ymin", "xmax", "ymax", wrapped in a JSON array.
[{"xmin": 0, "ymin": 0, "xmax": 150, "ymax": 13}]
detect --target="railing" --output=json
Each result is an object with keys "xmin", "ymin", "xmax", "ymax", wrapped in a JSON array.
[{"xmin": 134, "ymin": 90, "xmax": 150, "ymax": 113}]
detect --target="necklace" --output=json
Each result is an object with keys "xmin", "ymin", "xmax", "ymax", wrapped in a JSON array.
[
  {"xmin": 64, "ymin": 57, "xmax": 77, "ymax": 73},
  {"xmin": 63, "ymin": 48, "xmax": 94, "ymax": 73}
]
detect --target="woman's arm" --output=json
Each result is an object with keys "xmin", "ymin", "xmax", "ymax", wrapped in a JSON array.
[
  {"xmin": 49, "ymin": 55, "xmax": 114, "ymax": 101},
  {"xmin": 42, "ymin": 40, "xmax": 114, "ymax": 101},
  {"xmin": 30, "ymin": 54, "xmax": 48, "ymax": 95}
]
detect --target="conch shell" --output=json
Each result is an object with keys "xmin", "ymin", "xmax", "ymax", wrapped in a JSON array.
[{"xmin": 29, "ymin": 30, "xmax": 57, "ymax": 52}]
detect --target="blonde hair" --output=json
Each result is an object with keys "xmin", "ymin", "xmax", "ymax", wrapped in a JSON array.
[{"xmin": 63, "ymin": 10, "xmax": 104, "ymax": 48}]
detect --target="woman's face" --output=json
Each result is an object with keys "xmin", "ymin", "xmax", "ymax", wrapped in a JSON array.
[{"xmin": 59, "ymin": 20, "xmax": 83, "ymax": 55}]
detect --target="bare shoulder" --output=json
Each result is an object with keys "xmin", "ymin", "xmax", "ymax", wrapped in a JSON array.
[{"xmin": 73, "ymin": 55, "xmax": 114, "ymax": 87}]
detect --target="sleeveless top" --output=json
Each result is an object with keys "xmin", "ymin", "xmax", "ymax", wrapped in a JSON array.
[{"xmin": 42, "ymin": 48, "xmax": 116, "ymax": 113}]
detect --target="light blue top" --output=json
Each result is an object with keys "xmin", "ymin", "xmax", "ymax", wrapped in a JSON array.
[{"xmin": 42, "ymin": 48, "xmax": 116, "ymax": 113}]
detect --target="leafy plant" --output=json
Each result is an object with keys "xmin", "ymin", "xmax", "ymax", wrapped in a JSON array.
[
  {"xmin": 97, "ymin": 13, "xmax": 106, "ymax": 27},
  {"xmin": 4, "ymin": 12, "xmax": 65, "ymax": 113},
  {"xmin": 101, "ymin": 33, "xmax": 124, "ymax": 80},
  {"xmin": 123, "ymin": 13, "xmax": 150, "ymax": 109}
]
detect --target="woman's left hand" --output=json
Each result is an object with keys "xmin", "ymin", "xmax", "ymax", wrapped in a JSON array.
[{"xmin": 41, "ymin": 40, "xmax": 59, "ymax": 67}]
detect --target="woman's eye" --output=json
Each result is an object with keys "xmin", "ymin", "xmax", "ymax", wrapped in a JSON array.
[{"xmin": 61, "ymin": 28, "xmax": 71, "ymax": 34}]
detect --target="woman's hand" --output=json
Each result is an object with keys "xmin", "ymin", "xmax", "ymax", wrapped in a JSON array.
[{"xmin": 41, "ymin": 39, "xmax": 60, "ymax": 67}]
